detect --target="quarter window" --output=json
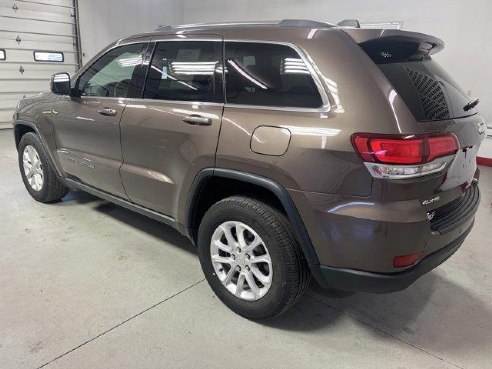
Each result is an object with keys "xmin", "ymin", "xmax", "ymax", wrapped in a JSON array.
[
  {"xmin": 225, "ymin": 42, "xmax": 322, "ymax": 108},
  {"xmin": 77, "ymin": 43, "xmax": 146, "ymax": 98},
  {"xmin": 144, "ymin": 41, "xmax": 223, "ymax": 102},
  {"xmin": 34, "ymin": 51, "xmax": 64, "ymax": 62}
]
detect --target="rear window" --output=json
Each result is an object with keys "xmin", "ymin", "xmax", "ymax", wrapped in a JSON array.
[{"xmin": 361, "ymin": 40, "xmax": 478, "ymax": 121}]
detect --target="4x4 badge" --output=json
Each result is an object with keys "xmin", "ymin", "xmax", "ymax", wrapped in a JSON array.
[{"xmin": 422, "ymin": 196, "xmax": 440, "ymax": 206}]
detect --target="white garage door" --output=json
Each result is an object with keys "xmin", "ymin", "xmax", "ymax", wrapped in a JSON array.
[{"xmin": 0, "ymin": 0, "xmax": 80, "ymax": 129}]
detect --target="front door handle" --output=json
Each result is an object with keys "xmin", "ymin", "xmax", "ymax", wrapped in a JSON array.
[
  {"xmin": 182, "ymin": 115, "xmax": 212, "ymax": 126},
  {"xmin": 98, "ymin": 108, "xmax": 117, "ymax": 116}
]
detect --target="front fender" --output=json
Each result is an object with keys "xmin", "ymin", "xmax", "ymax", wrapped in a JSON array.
[{"xmin": 13, "ymin": 119, "xmax": 66, "ymax": 178}]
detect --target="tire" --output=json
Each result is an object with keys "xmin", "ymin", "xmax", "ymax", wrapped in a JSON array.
[
  {"xmin": 18, "ymin": 132, "xmax": 69, "ymax": 203},
  {"xmin": 198, "ymin": 196, "xmax": 311, "ymax": 320}
]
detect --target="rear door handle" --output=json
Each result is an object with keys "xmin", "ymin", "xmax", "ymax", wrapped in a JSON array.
[
  {"xmin": 182, "ymin": 115, "xmax": 212, "ymax": 126},
  {"xmin": 98, "ymin": 108, "xmax": 117, "ymax": 116}
]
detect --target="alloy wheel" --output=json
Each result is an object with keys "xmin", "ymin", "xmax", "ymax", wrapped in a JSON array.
[
  {"xmin": 210, "ymin": 221, "xmax": 273, "ymax": 301},
  {"xmin": 22, "ymin": 145, "xmax": 44, "ymax": 191}
]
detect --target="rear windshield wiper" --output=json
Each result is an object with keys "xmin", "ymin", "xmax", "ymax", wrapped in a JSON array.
[{"xmin": 464, "ymin": 98, "xmax": 479, "ymax": 111}]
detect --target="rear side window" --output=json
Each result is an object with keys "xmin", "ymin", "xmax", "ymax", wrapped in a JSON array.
[
  {"xmin": 225, "ymin": 42, "xmax": 322, "ymax": 108},
  {"xmin": 144, "ymin": 41, "xmax": 223, "ymax": 102},
  {"xmin": 361, "ymin": 39, "xmax": 477, "ymax": 121}
]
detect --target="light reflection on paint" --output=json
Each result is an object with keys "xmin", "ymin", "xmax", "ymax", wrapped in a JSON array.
[
  {"xmin": 388, "ymin": 89, "xmax": 401, "ymax": 132},
  {"xmin": 307, "ymin": 29, "xmax": 318, "ymax": 39},
  {"xmin": 324, "ymin": 77, "xmax": 344, "ymax": 113},
  {"xmin": 282, "ymin": 126, "xmax": 340, "ymax": 137},
  {"xmin": 328, "ymin": 201, "xmax": 376, "ymax": 213}
]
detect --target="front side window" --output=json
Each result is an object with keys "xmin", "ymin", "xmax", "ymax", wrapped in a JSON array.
[
  {"xmin": 225, "ymin": 42, "xmax": 323, "ymax": 108},
  {"xmin": 77, "ymin": 43, "xmax": 146, "ymax": 98},
  {"xmin": 144, "ymin": 41, "xmax": 223, "ymax": 102}
]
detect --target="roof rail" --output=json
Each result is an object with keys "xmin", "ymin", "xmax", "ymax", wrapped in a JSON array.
[
  {"xmin": 155, "ymin": 25, "xmax": 172, "ymax": 31},
  {"xmin": 279, "ymin": 19, "xmax": 334, "ymax": 28},
  {"xmin": 337, "ymin": 19, "xmax": 361, "ymax": 28},
  {"xmin": 154, "ymin": 20, "xmax": 335, "ymax": 32}
]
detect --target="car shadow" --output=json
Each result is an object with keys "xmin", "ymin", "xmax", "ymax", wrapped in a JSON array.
[
  {"xmin": 264, "ymin": 271, "xmax": 492, "ymax": 360},
  {"xmin": 59, "ymin": 190, "xmax": 196, "ymax": 255},
  {"xmin": 60, "ymin": 190, "xmax": 492, "ymax": 360}
]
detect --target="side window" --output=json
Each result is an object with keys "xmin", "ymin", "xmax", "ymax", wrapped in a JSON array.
[
  {"xmin": 225, "ymin": 42, "xmax": 322, "ymax": 108},
  {"xmin": 77, "ymin": 43, "xmax": 146, "ymax": 98},
  {"xmin": 144, "ymin": 41, "xmax": 223, "ymax": 102},
  {"xmin": 0, "ymin": 49, "xmax": 5, "ymax": 61}
]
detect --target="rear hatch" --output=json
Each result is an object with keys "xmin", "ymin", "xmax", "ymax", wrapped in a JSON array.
[{"xmin": 345, "ymin": 29, "xmax": 486, "ymax": 229}]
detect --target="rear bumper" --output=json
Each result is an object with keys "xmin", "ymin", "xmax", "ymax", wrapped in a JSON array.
[{"xmin": 312, "ymin": 221, "xmax": 473, "ymax": 293}]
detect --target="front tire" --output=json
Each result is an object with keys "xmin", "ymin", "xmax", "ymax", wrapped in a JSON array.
[
  {"xmin": 18, "ymin": 132, "xmax": 69, "ymax": 203},
  {"xmin": 198, "ymin": 196, "xmax": 310, "ymax": 320}
]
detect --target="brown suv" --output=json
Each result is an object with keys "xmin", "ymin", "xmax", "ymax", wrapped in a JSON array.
[{"xmin": 13, "ymin": 20, "xmax": 485, "ymax": 319}]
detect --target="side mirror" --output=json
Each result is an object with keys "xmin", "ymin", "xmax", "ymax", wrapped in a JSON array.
[{"xmin": 50, "ymin": 73, "xmax": 71, "ymax": 95}]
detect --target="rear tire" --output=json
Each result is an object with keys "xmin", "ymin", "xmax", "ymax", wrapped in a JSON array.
[
  {"xmin": 18, "ymin": 132, "xmax": 69, "ymax": 203},
  {"xmin": 198, "ymin": 196, "xmax": 311, "ymax": 320}
]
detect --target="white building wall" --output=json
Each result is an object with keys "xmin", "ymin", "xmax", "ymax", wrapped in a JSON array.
[{"xmin": 78, "ymin": 0, "xmax": 183, "ymax": 64}]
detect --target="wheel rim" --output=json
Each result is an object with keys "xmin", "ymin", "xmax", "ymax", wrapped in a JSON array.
[
  {"xmin": 210, "ymin": 221, "xmax": 273, "ymax": 301},
  {"xmin": 22, "ymin": 145, "xmax": 44, "ymax": 192}
]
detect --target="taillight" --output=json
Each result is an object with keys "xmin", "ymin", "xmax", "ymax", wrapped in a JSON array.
[{"xmin": 352, "ymin": 133, "xmax": 459, "ymax": 179}]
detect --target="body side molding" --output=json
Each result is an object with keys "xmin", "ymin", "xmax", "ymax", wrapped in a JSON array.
[{"xmin": 63, "ymin": 178, "xmax": 176, "ymax": 228}]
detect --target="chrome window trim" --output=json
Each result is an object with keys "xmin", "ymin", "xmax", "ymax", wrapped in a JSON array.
[
  {"xmin": 127, "ymin": 98, "xmax": 224, "ymax": 108},
  {"xmin": 223, "ymin": 39, "xmax": 331, "ymax": 113},
  {"xmin": 78, "ymin": 37, "xmax": 331, "ymax": 113},
  {"xmin": 150, "ymin": 37, "xmax": 223, "ymax": 43}
]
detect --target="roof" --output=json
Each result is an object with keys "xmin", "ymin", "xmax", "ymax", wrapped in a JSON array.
[{"xmin": 121, "ymin": 19, "xmax": 354, "ymax": 43}]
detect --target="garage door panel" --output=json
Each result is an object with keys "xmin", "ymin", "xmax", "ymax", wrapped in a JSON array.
[
  {"xmin": 0, "ymin": 30, "xmax": 75, "ymax": 45},
  {"xmin": 0, "ymin": 64, "xmax": 78, "ymax": 79},
  {"xmin": 0, "ymin": 49, "xmax": 77, "ymax": 64},
  {"xmin": 0, "ymin": 0, "xmax": 78, "ymax": 128},
  {"xmin": 0, "ymin": 92, "xmax": 45, "ymax": 101},
  {"xmin": 0, "ymin": 110, "xmax": 15, "ymax": 125},
  {"xmin": 0, "ymin": 99, "xmax": 20, "ymax": 110},
  {"xmin": 0, "ymin": 6, "xmax": 75, "ymax": 24},
  {"xmin": 0, "ymin": 79, "xmax": 52, "ymax": 93},
  {"xmin": 0, "ymin": 16, "xmax": 75, "ymax": 36},
  {"xmin": 23, "ymin": 0, "xmax": 74, "ymax": 8},
  {"xmin": 1, "ymin": 41, "xmax": 77, "ymax": 52},
  {"xmin": 0, "ymin": 0, "xmax": 73, "ymax": 16}
]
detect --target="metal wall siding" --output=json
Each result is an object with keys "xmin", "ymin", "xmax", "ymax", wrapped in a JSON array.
[{"xmin": 0, "ymin": 0, "xmax": 78, "ymax": 128}]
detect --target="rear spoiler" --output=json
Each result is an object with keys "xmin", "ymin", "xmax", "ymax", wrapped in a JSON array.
[{"xmin": 343, "ymin": 28, "xmax": 445, "ymax": 57}]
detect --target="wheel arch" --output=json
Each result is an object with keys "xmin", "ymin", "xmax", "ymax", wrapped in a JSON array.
[
  {"xmin": 185, "ymin": 168, "xmax": 320, "ymax": 268},
  {"xmin": 13, "ymin": 120, "xmax": 65, "ymax": 177},
  {"xmin": 14, "ymin": 121, "xmax": 36, "ymax": 149}
]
